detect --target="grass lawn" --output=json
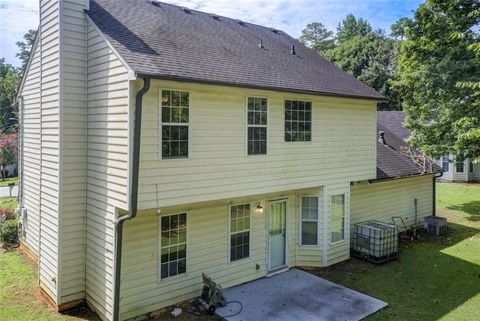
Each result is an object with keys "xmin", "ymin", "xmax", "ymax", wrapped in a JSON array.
[
  {"xmin": 0, "ymin": 196, "xmax": 97, "ymax": 321},
  {"xmin": 0, "ymin": 197, "xmax": 19, "ymax": 210},
  {"xmin": 1, "ymin": 183, "xmax": 479, "ymax": 321},
  {"xmin": 0, "ymin": 177, "xmax": 19, "ymax": 187},
  {"xmin": 310, "ymin": 182, "xmax": 480, "ymax": 321},
  {"xmin": 0, "ymin": 248, "xmax": 98, "ymax": 321}
]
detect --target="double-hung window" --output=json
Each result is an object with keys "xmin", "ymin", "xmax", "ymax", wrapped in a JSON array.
[
  {"xmin": 230, "ymin": 204, "xmax": 251, "ymax": 262},
  {"xmin": 441, "ymin": 154, "xmax": 449, "ymax": 172},
  {"xmin": 285, "ymin": 100, "xmax": 312, "ymax": 142},
  {"xmin": 469, "ymin": 161, "xmax": 474, "ymax": 173},
  {"xmin": 247, "ymin": 97, "xmax": 268, "ymax": 155},
  {"xmin": 160, "ymin": 213, "xmax": 187, "ymax": 279},
  {"xmin": 456, "ymin": 161, "xmax": 464, "ymax": 173},
  {"xmin": 300, "ymin": 196, "xmax": 319, "ymax": 245},
  {"xmin": 330, "ymin": 194, "xmax": 345, "ymax": 243},
  {"xmin": 161, "ymin": 90, "xmax": 189, "ymax": 159}
]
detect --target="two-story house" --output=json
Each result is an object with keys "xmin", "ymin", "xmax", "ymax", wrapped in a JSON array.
[{"xmin": 17, "ymin": 1, "xmax": 441, "ymax": 321}]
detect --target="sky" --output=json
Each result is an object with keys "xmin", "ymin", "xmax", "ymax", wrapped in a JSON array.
[{"xmin": 0, "ymin": 0, "xmax": 423, "ymax": 67}]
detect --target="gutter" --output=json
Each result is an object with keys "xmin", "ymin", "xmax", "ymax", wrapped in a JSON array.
[
  {"xmin": 432, "ymin": 171, "xmax": 444, "ymax": 217},
  {"xmin": 362, "ymin": 172, "xmax": 437, "ymax": 184},
  {"xmin": 112, "ymin": 77, "xmax": 150, "ymax": 321},
  {"xmin": 136, "ymin": 72, "xmax": 386, "ymax": 102}
]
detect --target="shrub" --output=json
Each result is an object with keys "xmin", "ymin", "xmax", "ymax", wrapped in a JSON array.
[
  {"xmin": 0, "ymin": 218, "xmax": 19, "ymax": 247},
  {"xmin": 0, "ymin": 133, "xmax": 18, "ymax": 179},
  {"xmin": 0, "ymin": 208, "xmax": 15, "ymax": 220}
]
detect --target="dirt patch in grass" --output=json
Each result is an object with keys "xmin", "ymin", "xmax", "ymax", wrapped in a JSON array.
[{"xmin": 150, "ymin": 302, "xmax": 220, "ymax": 321}]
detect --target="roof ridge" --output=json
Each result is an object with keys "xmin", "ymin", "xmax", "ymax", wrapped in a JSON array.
[{"xmin": 148, "ymin": 0, "xmax": 288, "ymax": 34}]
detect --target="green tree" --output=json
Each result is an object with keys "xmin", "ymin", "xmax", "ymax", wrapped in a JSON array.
[
  {"xmin": 392, "ymin": 0, "xmax": 480, "ymax": 162},
  {"xmin": 299, "ymin": 22, "xmax": 335, "ymax": 54},
  {"xmin": 324, "ymin": 34, "xmax": 400, "ymax": 110},
  {"xmin": 15, "ymin": 29, "xmax": 36, "ymax": 76},
  {"xmin": 390, "ymin": 17, "xmax": 410, "ymax": 40},
  {"xmin": 336, "ymin": 14, "xmax": 373, "ymax": 44},
  {"xmin": 0, "ymin": 59, "xmax": 20, "ymax": 133}
]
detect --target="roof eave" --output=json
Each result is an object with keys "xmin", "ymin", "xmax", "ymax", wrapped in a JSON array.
[
  {"xmin": 362, "ymin": 171, "xmax": 441, "ymax": 184},
  {"xmin": 135, "ymin": 72, "xmax": 386, "ymax": 102},
  {"xmin": 17, "ymin": 28, "xmax": 40, "ymax": 98}
]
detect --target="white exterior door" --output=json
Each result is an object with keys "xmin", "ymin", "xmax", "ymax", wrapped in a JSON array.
[{"xmin": 268, "ymin": 200, "xmax": 287, "ymax": 271}]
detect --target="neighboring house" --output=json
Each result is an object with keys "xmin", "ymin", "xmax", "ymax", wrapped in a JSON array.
[
  {"xmin": 378, "ymin": 111, "xmax": 480, "ymax": 182},
  {"xmin": 17, "ymin": 1, "xmax": 440, "ymax": 321}
]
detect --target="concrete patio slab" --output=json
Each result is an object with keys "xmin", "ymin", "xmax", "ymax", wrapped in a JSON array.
[{"xmin": 215, "ymin": 269, "xmax": 387, "ymax": 321}]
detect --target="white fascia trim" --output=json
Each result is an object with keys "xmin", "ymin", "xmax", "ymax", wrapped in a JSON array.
[{"xmin": 85, "ymin": 15, "xmax": 136, "ymax": 80}]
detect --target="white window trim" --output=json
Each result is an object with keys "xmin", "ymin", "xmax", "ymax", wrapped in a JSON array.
[
  {"xmin": 283, "ymin": 99, "xmax": 313, "ymax": 143},
  {"xmin": 330, "ymin": 193, "xmax": 346, "ymax": 245},
  {"xmin": 157, "ymin": 211, "xmax": 189, "ymax": 283},
  {"xmin": 245, "ymin": 96, "xmax": 269, "ymax": 157},
  {"xmin": 441, "ymin": 154, "xmax": 450, "ymax": 172},
  {"xmin": 228, "ymin": 203, "xmax": 252, "ymax": 263},
  {"xmin": 158, "ymin": 88, "xmax": 192, "ymax": 160},
  {"xmin": 455, "ymin": 160, "xmax": 465, "ymax": 173},
  {"xmin": 298, "ymin": 195, "xmax": 320, "ymax": 247}
]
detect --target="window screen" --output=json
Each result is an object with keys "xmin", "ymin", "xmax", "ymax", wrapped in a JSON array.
[
  {"xmin": 247, "ymin": 97, "xmax": 267, "ymax": 155},
  {"xmin": 230, "ymin": 204, "xmax": 251, "ymax": 261},
  {"xmin": 301, "ymin": 197, "xmax": 318, "ymax": 245},
  {"xmin": 160, "ymin": 213, "xmax": 187, "ymax": 279},
  {"xmin": 285, "ymin": 100, "xmax": 312, "ymax": 142},
  {"xmin": 161, "ymin": 90, "xmax": 189, "ymax": 159}
]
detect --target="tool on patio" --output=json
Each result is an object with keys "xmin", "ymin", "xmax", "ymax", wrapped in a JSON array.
[
  {"xmin": 196, "ymin": 273, "xmax": 227, "ymax": 314},
  {"xmin": 352, "ymin": 220, "xmax": 398, "ymax": 263}
]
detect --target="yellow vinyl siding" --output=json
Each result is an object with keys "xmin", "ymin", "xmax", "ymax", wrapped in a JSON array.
[
  {"xmin": 39, "ymin": 0, "xmax": 61, "ymax": 300},
  {"xmin": 136, "ymin": 79, "xmax": 377, "ymax": 210},
  {"xmin": 85, "ymin": 21, "xmax": 130, "ymax": 321},
  {"xmin": 58, "ymin": 0, "xmax": 88, "ymax": 304},
  {"xmin": 119, "ymin": 191, "xmax": 300, "ymax": 320},
  {"xmin": 351, "ymin": 175, "xmax": 434, "ymax": 232}
]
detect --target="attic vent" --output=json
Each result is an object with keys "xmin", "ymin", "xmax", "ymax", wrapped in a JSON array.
[
  {"xmin": 236, "ymin": 19, "xmax": 246, "ymax": 26},
  {"xmin": 378, "ymin": 131, "xmax": 387, "ymax": 145},
  {"xmin": 271, "ymin": 28, "xmax": 280, "ymax": 34},
  {"xmin": 211, "ymin": 15, "xmax": 220, "ymax": 21},
  {"xmin": 290, "ymin": 45, "xmax": 296, "ymax": 55},
  {"xmin": 151, "ymin": 1, "xmax": 160, "ymax": 7},
  {"xmin": 182, "ymin": 7, "xmax": 192, "ymax": 14}
]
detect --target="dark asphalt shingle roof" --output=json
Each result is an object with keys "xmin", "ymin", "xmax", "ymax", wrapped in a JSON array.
[
  {"xmin": 86, "ymin": 0, "xmax": 384, "ymax": 100},
  {"xmin": 377, "ymin": 111, "xmax": 410, "ymax": 141},
  {"xmin": 376, "ymin": 113, "xmax": 441, "ymax": 180}
]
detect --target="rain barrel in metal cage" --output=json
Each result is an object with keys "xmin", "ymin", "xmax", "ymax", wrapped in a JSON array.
[{"xmin": 352, "ymin": 220, "xmax": 398, "ymax": 263}]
